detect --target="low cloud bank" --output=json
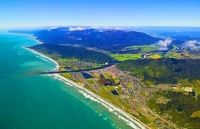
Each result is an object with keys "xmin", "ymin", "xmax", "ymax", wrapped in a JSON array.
[
  {"xmin": 183, "ymin": 40, "xmax": 200, "ymax": 49},
  {"xmin": 156, "ymin": 39, "xmax": 172, "ymax": 50},
  {"xmin": 68, "ymin": 27, "xmax": 85, "ymax": 31}
]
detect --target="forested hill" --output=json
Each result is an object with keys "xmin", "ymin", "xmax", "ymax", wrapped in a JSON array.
[
  {"xmin": 29, "ymin": 44, "xmax": 113, "ymax": 64},
  {"xmin": 33, "ymin": 28, "xmax": 162, "ymax": 51},
  {"xmin": 117, "ymin": 58, "xmax": 200, "ymax": 85}
]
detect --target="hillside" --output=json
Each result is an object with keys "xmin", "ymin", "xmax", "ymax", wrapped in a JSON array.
[
  {"xmin": 10, "ymin": 27, "xmax": 185, "ymax": 53},
  {"xmin": 117, "ymin": 58, "xmax": 200, "ymax": 85},
  {"xmin": 33, "ymin": 28, "xmax": 162, "ymax": 51},
  {"xmin": 29, "ymin": 44, "xmax": 113, "ymax": 64}
]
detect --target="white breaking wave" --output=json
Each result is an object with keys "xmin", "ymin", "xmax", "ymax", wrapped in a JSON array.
[
  {"xmin": 23, "ymin": 47, "xmax": 60, "ymax": 71},
  {"xmin": 24, "ymin": 37, "xmax": 148, "ymax": 129},
  {"xmin": 78, "ymin": 90, "xmax": 142, "ymax": 129},
  {"xmin": 52, "ymin": 74, "xmax": 147, "ymax": 129}
]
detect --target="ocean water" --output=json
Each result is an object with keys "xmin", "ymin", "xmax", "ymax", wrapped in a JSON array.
[{"xmin": 0, "ymin": 32, "xmax": 143, "ymax": 129}]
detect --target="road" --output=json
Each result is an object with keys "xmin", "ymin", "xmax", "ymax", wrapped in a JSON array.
[{"xmin": 39, "ymin": 62, "xmax": 118, "ymax": 74}]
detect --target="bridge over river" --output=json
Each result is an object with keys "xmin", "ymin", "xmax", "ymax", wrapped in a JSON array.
[{"xmin": 39, "ymin": 62, "xmax": 118, "ymax": 74}]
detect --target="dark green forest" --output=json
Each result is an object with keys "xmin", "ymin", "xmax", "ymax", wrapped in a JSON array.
[
  {"xmin": 148, "ymin": 91, "xmax": 200, "ymax": 128},
  {"xmin": 117, "ymin": 58, "xmax": 200, "ymax": 85},
  {"xmin": 29, "ymin": 44, "xmax": 113, "ymax": 64},
  {"xmin": 33, "ymin": 29, "xmax": 162, "ymax": 51}
]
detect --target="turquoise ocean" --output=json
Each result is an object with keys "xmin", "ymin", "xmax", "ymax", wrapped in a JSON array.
[{"xmin": 0, "ymin": 32, "xmax": 144, "ymax": 129}]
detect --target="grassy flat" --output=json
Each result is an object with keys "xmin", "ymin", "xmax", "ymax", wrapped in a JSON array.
[
  {"xmin": 125, "ymin": 45, "xmax": 160, "ymax": 52},
  {"xmin": 111, "ymin": 53, "xmax": 142, "ymax": 61}
]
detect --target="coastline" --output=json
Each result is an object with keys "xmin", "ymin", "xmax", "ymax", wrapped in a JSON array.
[
  {"xmin": 22, "ymin": 34, "xmax": 149, "ymax": 129},
  {"xmin": 7, "ymin": 32, "xmax": 43, "ymax": 44},
  {"xmin": 54, "ymin": 74, "xmax": 150, "ymax": 129},
  {"xmin": 23, "ymin": 47, "xmax": 59, "ymax": 71}
]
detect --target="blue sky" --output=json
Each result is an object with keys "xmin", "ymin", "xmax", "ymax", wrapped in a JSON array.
[{"xmin": 0, "ymin": 0, "xmax": 200, "ymax": 28}]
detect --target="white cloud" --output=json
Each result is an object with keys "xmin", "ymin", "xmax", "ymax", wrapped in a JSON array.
[
  {"xmin": 68, "ymin": 26, "xmax": 85, "ymax": 31},
  {"xmin": 156, "ymin": 39, "xmax": 172, "ymax": 50},
  {"xmin": 158, "ymin": 47, "xmax": 169, "ymax": 51},
  {"xmin": 183, "ymin": 40, "xmax": 200, "ymax": 49}
]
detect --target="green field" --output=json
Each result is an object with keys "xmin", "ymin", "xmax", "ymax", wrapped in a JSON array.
[
  {"xmin": 191, "ymin": 110, "xmax": 200, "ymax": 118},
  {"xmin": 111, "ymin": 53, "xmax": 142, "ymax": 61},
  {"xmin": 125, "ymin": 45, "xmax": 160, "ymax": 52},
  {"xmin": 149, "ymin": 54, "xmax": 162, "ymax": 59},
  {"xmin": 164, "ymin": 52, "xmax": 184, "ymax": 58},
  {"xmin": 172, "ymin": 45, "xmax": 178, "ymax": 50}
]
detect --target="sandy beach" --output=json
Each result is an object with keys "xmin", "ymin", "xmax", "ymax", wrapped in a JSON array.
[
  {"xmin": 23, "ymin": 35, "xmax": 149, "ymax": 129},
  {"xmin": 24, "ymin": 47, "xmax": 59, "ymax": 71},
  {"xmin": 53, "ymin": 74, "xmax": 149, "ymax": 129}
]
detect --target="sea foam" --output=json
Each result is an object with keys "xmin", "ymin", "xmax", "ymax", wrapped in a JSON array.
[
  {"xmin": 24, "ymin": 38, "xmax": 148, "ymax": 129},
  {"xmin": 51, "ymin": 74, "xmax": 147, "ymax": 129}
]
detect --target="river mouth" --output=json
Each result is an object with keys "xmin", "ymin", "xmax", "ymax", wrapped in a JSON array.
[{"xmin": 0, "ymin": 32, "xmax": 145, "ymax": 129}]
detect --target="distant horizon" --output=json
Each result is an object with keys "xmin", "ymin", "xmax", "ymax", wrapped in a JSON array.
[
  {"xmin": 0, "ymin": 0, "xmax": 200, "ymax": 28},
  {"xmin": 1, "ymin": 25, "xmax": 200, "ymax": 30}
]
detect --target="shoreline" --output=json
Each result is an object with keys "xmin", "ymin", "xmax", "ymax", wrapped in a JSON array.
[
  {"xmin": 23, "ymin": 34, "xmax": 149, "ymax": 129},
  {"xmin": 7, "ymin": 32, "xmax": 43, "ymax": 44},
  {"xmin": 53, "ymin": 74, "xmax": 149, "ymax": 129},
  {"xmin": 23, "ymin": 47, "xmax": 60, "ymax": 71}
]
